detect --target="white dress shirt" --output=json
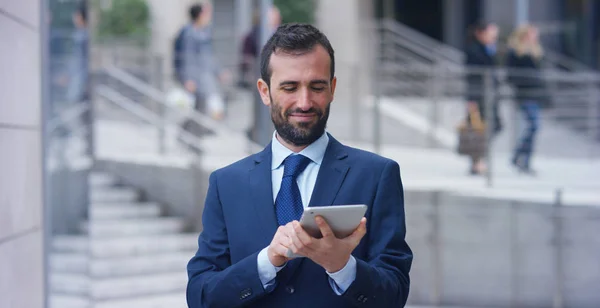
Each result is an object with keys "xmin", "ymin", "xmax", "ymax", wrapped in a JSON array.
[{"xmin": 256, "ymin": 131, "xmax": 357, "ymax": 295}]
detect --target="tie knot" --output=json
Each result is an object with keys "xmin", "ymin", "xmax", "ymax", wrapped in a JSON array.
[{"xmin": 283, "ymin": 154, "xmax": 311, "ymax": 178}]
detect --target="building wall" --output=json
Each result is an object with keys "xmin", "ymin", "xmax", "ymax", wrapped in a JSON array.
[
  {"xmin": 316, "ymin": 0, "xmax": 374, "ymax": 116},
  {"xmin": 443, "ymin": 0, "xmax": 466, "ymax": 50},
  {"xmin": 0, "ymin": 1, "xmax": 45, "ymax": 308},
  {"xmin": 440, "ymin": 0, "xmax": 563, "ymax": 51},
  {"xmin": 483, "ymin": 0, "xmax": 562, "ymax": 48}
]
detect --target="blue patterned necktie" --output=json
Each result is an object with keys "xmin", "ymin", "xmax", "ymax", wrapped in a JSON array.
[{"xmin": 275, "ymin": 154, "xmax": 312, "ymax": 226}]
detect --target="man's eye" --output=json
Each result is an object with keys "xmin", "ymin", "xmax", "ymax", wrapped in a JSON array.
[
  {"xmin": 312, "ymin": 87, "xmax": 325, "ymax": 92},
  {"xmin": 282, "ymin": 87, "xmax": 296, "ymax": 92}
]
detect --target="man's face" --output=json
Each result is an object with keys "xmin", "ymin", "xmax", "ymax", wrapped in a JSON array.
[
  {"xmin": 257, "ymin": 45, "xmax": 336, "ymax": 146},
  {"xmin": 483, "ymin": 24, "xmax": 499, "ymax": 45},
  {"xmin": 199, "ymin": 4, "xmax": 213, "ymax": 25},
  {"xmin": 72, "ymin": 12, "xmax": 84, "ymax": 28}
]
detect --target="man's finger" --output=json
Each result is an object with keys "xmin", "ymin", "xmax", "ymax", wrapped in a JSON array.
[
  {"xmin": 273, "ymin": 243, "xmax": 290, "ymax": 258},
  {"xmin": 348, "ymin": 217, "xmax": 367, "ymax": 241},
  {"xmin": 292, "ymin": 221, "xmax": 314, "ymax": 247},
  {"xmin": 315, "ymin": 216, "xmax": 335, "ymax": 239}
]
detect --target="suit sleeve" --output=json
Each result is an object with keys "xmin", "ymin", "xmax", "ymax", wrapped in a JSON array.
[
  {"xmin": 341, "ymin": 160, "xmax": 413, "ymax": 307},
  {"xmin": 186, "ymin": 172, "xmax": 268, "ymax": 308}
]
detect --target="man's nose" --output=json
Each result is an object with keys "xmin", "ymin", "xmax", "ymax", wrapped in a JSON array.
[{"xmin": 296, "ymin": 89, "xmax": 311, "ymax": 111}]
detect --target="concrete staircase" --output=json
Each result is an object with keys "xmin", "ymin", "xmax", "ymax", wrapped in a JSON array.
[{"xmin": 50, "ymin": 172, "xmax": 198, "ymax": 308}]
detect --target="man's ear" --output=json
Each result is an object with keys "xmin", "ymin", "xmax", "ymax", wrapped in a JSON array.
[
  {"xmin": 257, "ymin": 78, "xmax": 271, "ymax": 106},
  {"xmin": 330, "ymin": 76, "xmax": 337, "ymax": 98}
]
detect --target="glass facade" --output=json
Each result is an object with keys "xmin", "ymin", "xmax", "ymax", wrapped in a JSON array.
[{"xmin": 560, "ymin": 0, "xmax": 600, "ymax": 68}]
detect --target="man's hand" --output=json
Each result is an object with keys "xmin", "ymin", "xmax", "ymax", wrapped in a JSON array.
[
  {"xmin": 467, "ymin": 101, "xmax": 479, "ymax": 113},
  {"xmin": 184, "ymin": 80, "xmax": 196, "ymax": 93},
  {"xmin": 267, "ymin": 223, "xmax": 295, "ymax": 267},
  {"xmin": 288, "ymin": 216, "xmax": 367, "ymax": 273},
  {"xmin": 219, "ymin": 70, "xmax": 232, "ymax": 84}
]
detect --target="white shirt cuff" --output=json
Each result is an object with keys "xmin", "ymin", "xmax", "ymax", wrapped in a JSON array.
[
  {"xmin": 257, "ymin": 246, "xmax": 285, "ymax": 288},
  {"xmin": 326, "ymin": 255, "xmax": 357, "ymax": 295}
]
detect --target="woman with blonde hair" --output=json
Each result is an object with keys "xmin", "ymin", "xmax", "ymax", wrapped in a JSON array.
[{"xmin": 505, "ymin": 24, "xmax": 546, "ymax": 175}]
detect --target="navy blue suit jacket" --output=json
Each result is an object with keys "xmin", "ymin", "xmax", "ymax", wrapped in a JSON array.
[{"xmin": 187, "ymin": 135, "xmax": 413, "ymax": 307}]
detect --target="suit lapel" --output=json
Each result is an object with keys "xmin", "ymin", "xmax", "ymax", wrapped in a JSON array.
[
  {"xmin": 248, "ymin": 145, "xmax": 278, "ymax": 242},
  {"xmin": 308, "ymin": 135, "xmax": 350, "ymax": 207}
]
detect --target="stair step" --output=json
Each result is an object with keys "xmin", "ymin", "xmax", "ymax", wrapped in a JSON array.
[
  {"xmin": 93, "ymin": 234, "xmax": 197, "ymax": 258},
  {"xmin": 51, "ymin": 252, "xmax": 88, "ymax": 274},
  {"xmin": 90, "ymin": 202, "xmax": 161, "ymax": 220},
  {"xmin": 82, "ymin": 218, "xmax": 185, "ymax": 237},
  {"xmin": 50, "ymin": 294, "xmax": 90, "ymax": 308},
  {"xmin": 54, "ymin": 233, "xmax": 197, "ymax": 257},
  {"xmin": 89, "ymin": 172, "xmax": 117, "ymax": 188},
  {"xmin": 91, "ymin": 187, "xmax": 139, "ymax": 203},
  {"xmin": 50, "ymin": 251, "xmax": 192, "ymax": 277},
  {"xmin": 91, "ymin": 272, "xmax": 187, "ymax": 300},
  {"xmin": 51, "ymin": 273, "xmax": 90, "ymax": 296},
  {"xmin": 94, "ymin": 292, "xmax": 186, "ymax": 308},
  {"xmin": 51, "ymin": 272, "xmax": 187, "ymax": 301},
  {"xmin": 53, "ymin": 235, "xmax": 88, "ymax": 253},
  {"xmin": 90, "ymin": 252, "xmax": 191, "ymax": 277},
  {"xmin": 93, "ymin": 233, "xmax": 197, "ymax": 258}
]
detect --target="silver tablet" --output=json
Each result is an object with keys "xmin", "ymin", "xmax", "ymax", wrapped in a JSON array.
[{"xmin": 286, "ymin": 204, "xmax": 368, "ymax": 258}]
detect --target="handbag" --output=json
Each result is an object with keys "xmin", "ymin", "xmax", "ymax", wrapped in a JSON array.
[{"xmin": 457, "ymin": 107, "xmax": 487, "ymax": 157}]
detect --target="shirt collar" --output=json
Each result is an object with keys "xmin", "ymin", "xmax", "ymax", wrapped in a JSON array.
[{"xmin": 271, "ymin": 131, "xmax": 329, "ymax": 170}]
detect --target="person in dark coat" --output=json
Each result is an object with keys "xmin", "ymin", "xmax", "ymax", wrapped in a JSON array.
[
  {"xmin": 505, "ymin": 25, "xmax": 545, "ymax": 175},
  {"xmin": 464, "ymin": 21, "xmax": 501, "ymax": 175},
  {"xmin": 239, "ymin": 6, "xmax": 281, "ymax": 89}
]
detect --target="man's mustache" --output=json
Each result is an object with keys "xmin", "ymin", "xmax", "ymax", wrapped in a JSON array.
[{"xmin": 285, "ymin": 108, "xmax": 322, "ymax": 117}]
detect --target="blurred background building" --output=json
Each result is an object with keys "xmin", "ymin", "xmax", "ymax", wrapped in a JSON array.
[{"xmin": 1, "ymin": 0, "xmax": 599, "ymax": 307}]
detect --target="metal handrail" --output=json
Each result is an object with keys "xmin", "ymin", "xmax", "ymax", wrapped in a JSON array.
[
  {"xmin": 379, "ymin": 18, "xmax": 594, "ymax": 74},
  {"xmin": 381, "ymin": 31, "xmax": 439, "ymax": 64},
  {"xmin": 378, "ymin": 62, "xmax": 600, "ymax": 79},
  {"xmin": 96, "ymin": 85, "xmax": 164, "ymax": 126},
  {"xmin": 95, "ymin": 85, "xmax": 206, "ymax": 152},
  {"xmin": 105, "ymin": 66, "xmax": 237, "ymax": 133},
  {"xmin": 47, "ymin": 103, "xmax": 90, "ymax": 134},
  {"xmin": 543, "ymin": 50, "xmax": 592, "ymax": 71},
  {"xmin": 379, "ymin": 18, "xmax": 464, "ymax": 64},
  {"xmin": 102, "ymin": 65, "xmax": 263, "ymax": 153}
]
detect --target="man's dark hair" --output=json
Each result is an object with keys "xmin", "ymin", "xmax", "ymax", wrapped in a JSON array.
[
  {"xmin": 189, "ymin": 4, "xmax": 203, "ymax": 22},
  {"xmin": 467, "ymin": 20, "xmax": 493, "ymax": 43},
  {"xmin": 76, "ymin": 2, "xmax": 87, "ymax": 23},
  {"xmin": 260, "ymin": 23, "xmax": 335, "ymax": 87}
]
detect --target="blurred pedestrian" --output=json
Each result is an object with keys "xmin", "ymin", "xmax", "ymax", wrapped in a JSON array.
[
  {"xmin": 464, "ymin": 21, "xmax": 501, "ymax": 175},
  {"xmin": 174, "ymin": 2, "xmax": 229, "ymax": 122},
  {"xmin": 239, "ymin": 5, "xmax": 281, "ymax": 89},
  {"xmin": 506, "ymin": 24, "xmax": 545, "ymax": 175}
]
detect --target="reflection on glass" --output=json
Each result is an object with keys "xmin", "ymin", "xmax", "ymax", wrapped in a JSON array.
[{"xmin": 47, "ymin": 1, "xmax": 92, "ymax": 307}]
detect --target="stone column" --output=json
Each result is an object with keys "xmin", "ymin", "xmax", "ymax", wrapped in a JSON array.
[
  {"xmin": 316, "ymin": 0, "xmax": 375, "ymax": 138},
  {"xmin": 0, "ymin": 1, "xmax": 45, "ymax": 307}
]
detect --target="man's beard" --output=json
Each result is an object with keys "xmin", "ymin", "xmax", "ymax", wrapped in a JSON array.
[{"xmin": 270, "ymin": 92, "xmax": 330, "ymax": 146}]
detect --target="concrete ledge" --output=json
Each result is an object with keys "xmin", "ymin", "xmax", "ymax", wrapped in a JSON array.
[
  {"xmin": 49, "ymin": 167, "xmax": 89, "ymax": 234},
  {"xmin": 404, "ymin": 190, "xmax": 600, "ymax": 307},
  {"xmin": 96, "ymin": 159, "xmax": 209, "ymax": 232}
]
